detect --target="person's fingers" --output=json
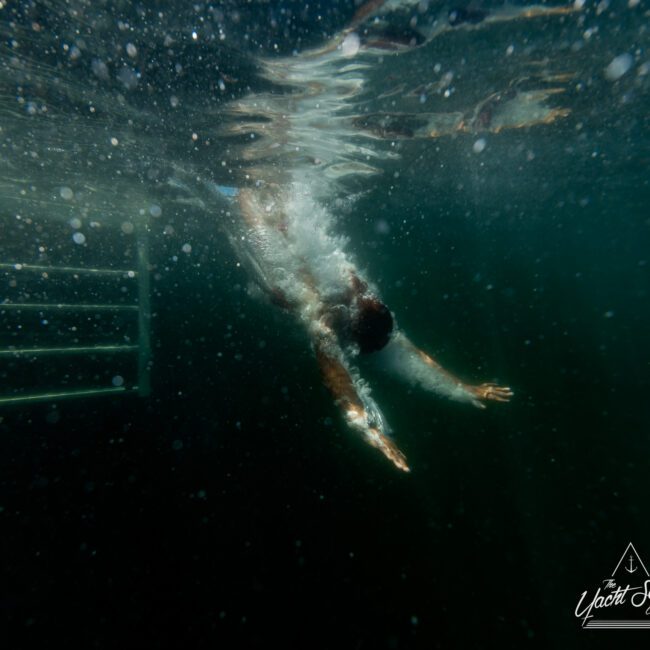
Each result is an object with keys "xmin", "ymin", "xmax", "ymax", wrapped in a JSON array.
[
  {"xmin": 366, "ymin": 428, "xmax": 410, "ymax": 472},
  {"xmin": 480, "ymin": 384, "xmax": 513, "ymax": 398}
]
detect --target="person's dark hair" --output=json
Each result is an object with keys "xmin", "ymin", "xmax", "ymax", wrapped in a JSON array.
[{"xmin": 351, "ymin": 299, "xmax": 393, "ymax": 353}]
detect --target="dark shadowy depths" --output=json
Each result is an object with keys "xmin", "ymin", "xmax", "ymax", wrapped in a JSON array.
[{"xmin": 2, "ymin": 172, "xmax": 649, "ymax": 649}]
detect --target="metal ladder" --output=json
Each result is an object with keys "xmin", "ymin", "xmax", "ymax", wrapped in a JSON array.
[{"xmin": 0, "ymin": 222, "xmax": 151, "ymax": 405}]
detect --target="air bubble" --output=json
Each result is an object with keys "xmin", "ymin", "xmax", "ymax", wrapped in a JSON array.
[
  {"xmin": 473, "ymin": 138, "xmax": 487, "ymax": 153},
  {"xmin": 341, "ymin": 33, "xmax": 360, "ymax": 58},
  {"xmin": 604, "ymin": 53, "xmax": 633, "ymax": 81}
]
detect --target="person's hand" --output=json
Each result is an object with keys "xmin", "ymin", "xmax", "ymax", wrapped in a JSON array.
[
  {"xmin": 466, "ymin": 382, "xmax": 513, "ymax": 409},
  {"xmin": 365, "ymin": 428, "xmax": 410, "ymax": 473}
]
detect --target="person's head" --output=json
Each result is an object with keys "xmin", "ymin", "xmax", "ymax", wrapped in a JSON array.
[{"xmin": 351, "ymin": 298, "xmax": 393, "ymax": 353}]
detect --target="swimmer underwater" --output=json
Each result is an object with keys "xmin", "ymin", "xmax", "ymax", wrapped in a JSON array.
[{"xmin": 184, "ymin": 0, "xmax": 584, "ymax": 470}]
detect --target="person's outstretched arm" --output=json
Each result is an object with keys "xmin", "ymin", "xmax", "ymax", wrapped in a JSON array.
[
  {"xmin": 311, "ymin": 322, "xmax": 410, "ymax": 472},
  {"xmin": 377, "ymin": 331, "xmax": 513, "ymax": 409}
]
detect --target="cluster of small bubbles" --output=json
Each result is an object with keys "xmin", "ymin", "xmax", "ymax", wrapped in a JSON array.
[
  {"xmin": 182, "ymin": 243, "xmax": 192, "ymax": 253},
  {"xmin": 72, "ymin": 232, "xmax": 86, "ymax": 245},
  {"xmin": 121, "ymin": 221, "xmax": 134, "ymax": 234},
  {"xmin": 112, "ymin": 375, "xmax": 124, "ymax": 387},
  {"xmin": 60, "ymin": 186, "xmax": 74, "ymax": 200}
]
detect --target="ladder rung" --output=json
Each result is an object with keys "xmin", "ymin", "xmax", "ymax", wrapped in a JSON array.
[
  {"xmin": 0, "ymin": 263, "xmax": 137, "ymax": 277},
  {"xmin": 0, "ymin": 386, "xmax": 139, "ymax": 405},
  {"xmin": 0, "ymin": 303, "xmax": 138, "ymax": 311},
  {"xmin": 0, "ymin": 345, "xmax": 139, "ymax": 357}
]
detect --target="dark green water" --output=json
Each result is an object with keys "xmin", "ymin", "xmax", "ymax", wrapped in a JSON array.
[{"xmin": 1, "ymin": 1, "xmax": 650, "ymax": 648}]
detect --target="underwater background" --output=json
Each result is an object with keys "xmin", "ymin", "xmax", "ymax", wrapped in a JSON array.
[{"xmin": 1, "ymin": 1, "xmax": 649, "ymax": 648}]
